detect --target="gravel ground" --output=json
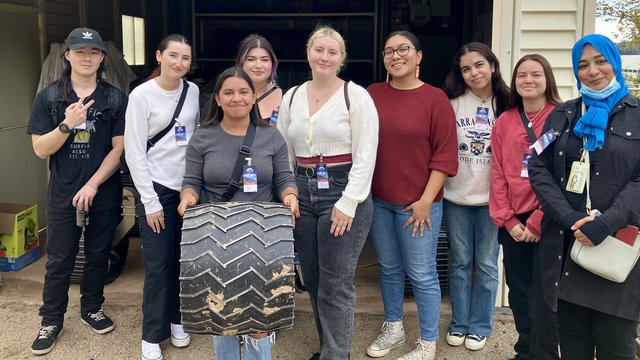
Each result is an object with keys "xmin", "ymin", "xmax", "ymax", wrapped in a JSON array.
[{"xmin": 0, "ymin": 299, "xmax": 521, "ymax": 360}]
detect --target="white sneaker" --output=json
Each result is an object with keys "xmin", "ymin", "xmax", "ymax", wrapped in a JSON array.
[
  {"xmin": 445, "ymin": 331, "xmax": 466, "ymax": 346},
  {"xmin": 141, "ymin": 340, "xmax": 162, "ymax": 360},
  {"xmin": 170, "ymin": 323, "xmax": 191, "ymax": 348},
  {"xmin": 366, "ymin": 320, "xmax": 406, "ymax": 357},
  {"xmin": 464, "ymin": 334, "xmax": 487, "ymax": 350},
  {"xmin": 397, "ymin": 339, "xmax": 436, "ymax": 360}
]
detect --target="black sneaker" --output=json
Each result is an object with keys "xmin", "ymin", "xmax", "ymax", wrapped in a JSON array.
[
  {"xmin": 31, "ymin": 325, "xmax": 63, "ymax": 355},
  {"xmin": 81, "ymin": 309, "xmax": 114, "ymax": 334}
]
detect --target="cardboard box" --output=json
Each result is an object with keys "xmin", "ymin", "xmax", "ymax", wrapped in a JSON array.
[{"xmin": 0, "ymin": 203, "xmax": 40, "ymax": 271}]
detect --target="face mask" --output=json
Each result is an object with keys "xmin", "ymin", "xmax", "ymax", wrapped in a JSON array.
[{"xmin": 579, "ymin": 78, "xmax": 620, "ymax": 100}]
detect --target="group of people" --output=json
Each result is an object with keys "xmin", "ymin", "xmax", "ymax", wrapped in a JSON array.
[{"xmin": 27, "ymin": 22, "xmax": 640, "ymax": 360}]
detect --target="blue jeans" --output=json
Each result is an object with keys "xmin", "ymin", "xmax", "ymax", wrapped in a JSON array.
[
  {"xmin": 294, "ymin": 168, "xmax": 373, "ymax": 360},
  {"xmin": 370, "ymin": 197, "xmax": 442, "ymax": 341},
  {"xmin": 213, "ymin": 334, "xmax": 274, "ymax": 360},
  {"xmin": 444, "ymin": 200, "xmax": 499, "ymax": 337}
]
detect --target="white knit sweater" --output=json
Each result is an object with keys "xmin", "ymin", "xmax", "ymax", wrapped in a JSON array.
[
  {"xmin": 124, "ymin": 79, "xmax": 200, "ymax": 214},
  {"xmin": 277, "ymin": 81, "xmax": 379, "ymax": 217}
]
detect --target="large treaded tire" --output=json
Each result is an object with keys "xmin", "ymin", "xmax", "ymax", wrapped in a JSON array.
[{"xmin": 179, "ymin": 202, "xmax": 295, "ymax": 336}]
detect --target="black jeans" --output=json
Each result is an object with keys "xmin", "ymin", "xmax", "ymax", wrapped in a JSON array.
[
  {"xmin": 40, "ymin": 207, "xmax": 120, "ymax": 326},
  {"xmin": 558, "ymin": 300, "xmax": 638, "ymax": 360},
  {"xmin": 499, "ymin": 212, "xmax": 535, "ymax": 359},
  {"xmin": 139, "ymin": 183, "xmax": 182, "ymax": 343},
  {"xmin": 530, "ymin": 243, "xmax": 560, "ymax": 360},
  {"xmin": 294, "ymin": 167, "xmax": 373, "ymax": 360}
]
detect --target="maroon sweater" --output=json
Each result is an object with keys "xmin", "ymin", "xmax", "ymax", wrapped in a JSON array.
[{"xmin": 368, "ymin": 82, "xmax": 458, "ymax": 204}]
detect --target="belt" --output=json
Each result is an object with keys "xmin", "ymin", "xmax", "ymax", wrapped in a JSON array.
[
  {"xmin": 296, "ymin": 154, "xmax": 353, "ymax": 165},
  {"xmin": 296, "ymin": 163, "xmax": 352, "ymax": 177}
]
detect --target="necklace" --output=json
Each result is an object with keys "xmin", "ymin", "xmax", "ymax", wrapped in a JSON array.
[{"xmin": 525, "ymin": 105, "xmax": 545, "ymax": 123}]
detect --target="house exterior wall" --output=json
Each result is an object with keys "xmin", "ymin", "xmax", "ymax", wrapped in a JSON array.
[{"xmin": 493, "ymin": 0, "xmax": 597, "ymax": 101}]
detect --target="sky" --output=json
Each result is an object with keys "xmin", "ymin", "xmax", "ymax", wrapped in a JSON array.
[{"xmin": 596, "ymin": 17, "xmax": 621, "ymax": 41}]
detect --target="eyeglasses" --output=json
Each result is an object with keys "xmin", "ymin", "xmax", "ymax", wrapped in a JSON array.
[{"xmin": 382, "ymin": 45, "xmax": 415, "ymax": 59}]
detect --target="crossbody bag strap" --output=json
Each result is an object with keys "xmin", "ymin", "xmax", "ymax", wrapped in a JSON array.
[
  {"xmin": 518, "ymin": 106, "xmax": 539, "ymax": 143},
  {"xmin": 258, "ymin": 84, "xmax": 278, "ymax": 102},
  {"xmin": 147, "ymin": 79, "xmax": 189, "ymax": 152},
  {"xmin": 220, "ymin": 122, "xmax": 257, "ymax": 202}
]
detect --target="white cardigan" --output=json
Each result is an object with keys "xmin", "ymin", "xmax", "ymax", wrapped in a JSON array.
[{"xmin": 277, "ymin": 81, "xmax": 379, "ymax": 217}]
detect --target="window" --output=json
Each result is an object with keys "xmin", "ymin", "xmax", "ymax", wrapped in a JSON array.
[{"xmin": 122, "ymin": 15, "xmax": 145, "ymax": 65}]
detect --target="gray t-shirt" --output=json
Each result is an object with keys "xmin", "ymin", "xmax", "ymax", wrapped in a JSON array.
[{"xmin": 182, "ymin": 124, "xmax": 296, "ymax": 203}]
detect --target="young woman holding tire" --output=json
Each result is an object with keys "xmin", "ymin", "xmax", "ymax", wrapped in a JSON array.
[{"xmin": 178, "ymin": 67, "xmax": 298, "ymax": 360}]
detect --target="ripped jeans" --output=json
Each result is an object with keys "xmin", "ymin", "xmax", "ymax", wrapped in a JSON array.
[{"xmin": 213, "ymin": 333, "xmax": 274, "ymax": 360}]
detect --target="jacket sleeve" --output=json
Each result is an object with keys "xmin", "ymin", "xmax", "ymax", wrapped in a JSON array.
[{"xmin": 525, "ymin": 208, "xmax": 544, "ymax": 237}]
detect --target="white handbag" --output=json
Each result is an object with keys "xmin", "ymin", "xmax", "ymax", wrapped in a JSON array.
[{"xmin": 569, "ymin": 140, "xmax": 640, "ymax": 283}]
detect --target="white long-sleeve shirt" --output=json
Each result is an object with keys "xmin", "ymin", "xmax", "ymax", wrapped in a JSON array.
[
  {"xmin": 124, "ymin": 79, "xmax": 199, "ymax": 214},
  {"xmin": 277, "ymin": 81, "xmax": 379, "ymax": 217}
]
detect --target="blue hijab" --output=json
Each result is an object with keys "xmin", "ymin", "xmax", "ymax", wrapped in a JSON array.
[{"xmin": 571, "ymin": 34, "xmax": 629, "ymax": 151}]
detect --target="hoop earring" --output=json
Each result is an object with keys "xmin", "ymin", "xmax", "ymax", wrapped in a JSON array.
[
  {"xmin": 415, "ymin": 65, "xmax": 420, "ymax": 79},
  {"xmin": 386, "ymin": 72, "xmax": 390, "ymax": 83}
]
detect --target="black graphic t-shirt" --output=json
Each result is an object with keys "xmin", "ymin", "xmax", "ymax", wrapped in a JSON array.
[{"xmin": 27, "ymin": 82, "xmax": 127, "ymax": 211}]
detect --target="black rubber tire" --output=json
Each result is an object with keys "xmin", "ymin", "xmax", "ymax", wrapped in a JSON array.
[
  {"xmin": 70, "ymin": 234, "xmax": 130, "ymax": 285},
  {"xmin": 105, "ymin": 236, "xmax": 130, "ymax": 284},
  {"xmin": 179, "ymin": 202, "xmax": 295, "ymax": 336}
]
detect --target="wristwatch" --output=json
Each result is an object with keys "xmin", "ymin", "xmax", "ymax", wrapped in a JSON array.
[{"xmin": 58, "ymin": 123, "xmax": 72, "ymax": 134}]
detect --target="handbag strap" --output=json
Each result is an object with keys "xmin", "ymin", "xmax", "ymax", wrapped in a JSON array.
[
  {"xmin": 518, "ymin": 106, "xmax": 539, "ymax": 143},
  {"xmin": 220, "ymin": 122, "xmax": 257, "ymax": 201},
  {"xmin": 146, "ymin": 79, "xmax": 189, "ymax": 152}
]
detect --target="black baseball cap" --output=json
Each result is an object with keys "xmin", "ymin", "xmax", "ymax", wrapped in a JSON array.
[{"xmin": 65, "ymin": 27, "xmax": 106, "ymax": 51}]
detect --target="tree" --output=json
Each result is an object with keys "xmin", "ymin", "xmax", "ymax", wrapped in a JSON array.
[{"xmin": 597, "ymin": 1, "xmax": 640, "ymax": 47}]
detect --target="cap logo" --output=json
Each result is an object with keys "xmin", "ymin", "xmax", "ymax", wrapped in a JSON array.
[{"xmin": 82, "ymin": 31, "xmax": 93, "ymax": 40}]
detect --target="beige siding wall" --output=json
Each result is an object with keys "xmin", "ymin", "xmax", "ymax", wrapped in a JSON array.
[{"xmin": 493, "ymin": 0, "xmax": 597, "ymax": 102}]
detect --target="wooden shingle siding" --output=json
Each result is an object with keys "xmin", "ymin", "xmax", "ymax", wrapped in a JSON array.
[
  {"xmin": 45, "ymin": 0, "xmax": 79, "ymax": 45},
  {"xmin": 494, "ymin": 0, "xmax": 596, "ymax": 102},
  {"xmin": 120, "ymin": 0, "xmax": 142, "ymax": 17},
  {"xmin": 1, "ymin": 0, "xmax": 36, "ymax": 6},
  {"xmin": 88, "ymin": 0, "xmax": 114, "ymax": 41}
]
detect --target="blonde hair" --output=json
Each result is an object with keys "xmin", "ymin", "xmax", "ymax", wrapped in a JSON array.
[{"xmin": 306, "ymin": 25, "xmax": 347, "ymax": 71}]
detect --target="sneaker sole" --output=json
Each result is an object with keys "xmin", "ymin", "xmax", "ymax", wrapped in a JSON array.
[
  {"xmin": 366, "ymin": 337, "xmax": 406, "ymax": 357},
  {"xmin": 142, "ymin": 354, "xmax": 163, "ymax": 360},
  {"xmin": 31, "ymin": 328, "xmax": 63, "ymax": 356},
  {"xmin": 81, "ymin": 319, "xmax": 114, "ymax": 334},
  {"xmin": 170, "ymin": 335, "xmax": 191, "ymax": 348},
  {"xmin": 465, "ymin": 340, "xmax": 486, "ymax": 351},
  {"xmin": 446, "ymin": 335, "xmax": 465, "ymax": 347}
]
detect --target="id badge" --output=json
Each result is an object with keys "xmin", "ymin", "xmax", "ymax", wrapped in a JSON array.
[
  {"xmin": 175, "ymin": 125, "xmax": 188, "ymax": 146},
  {"xmin": 566, "ymin": 161, "xmax": 588, "ymax": 194},
  {"xmin": 243, "ymin": 165, "xmax": 257, "ymax": 192},
  {"xmin": 530, "ymin": 129, "xmax": 556, "ymax": 155},
  {"xmin": 316, "ymin": 164, "xmax": 330, "ymax": 189},
  {"xmin": 269, "ymin": 110, "xmax": 279, "ymax": 126},
  {"xmin": 475, "ymin": 106, "xmax": 489, "ymax": 131},
  {"xmin": 521, "ymin": 153, "xmax": 531, "ymax": 178}
]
